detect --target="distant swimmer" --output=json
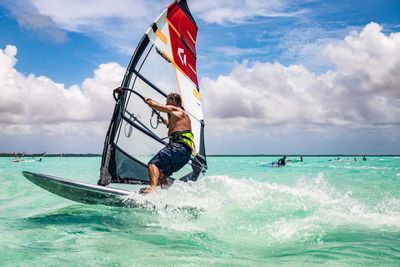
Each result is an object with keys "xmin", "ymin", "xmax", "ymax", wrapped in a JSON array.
[
  {"xmin": 354, "ymin": 157, "xmax": 357, "ymax": 161},
  {"xmin": 300, "ymin": 156, "xmax": 303, "ymax": 162},
  {"xmin": 278, "ymin": 156, "xmax": 286, "ymax": 166},
  {"xmin": 362, "ymin": 156, "xmax": 367, "ymax": 161}
]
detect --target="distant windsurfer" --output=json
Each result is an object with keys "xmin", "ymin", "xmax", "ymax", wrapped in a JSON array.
[
  {"xmin": 278, "ymin": 156, "xmax": 286, "ymax": 166},
  {"xmin": 140, "ymin": 93, "xmax": 194, "ymax": 194}
]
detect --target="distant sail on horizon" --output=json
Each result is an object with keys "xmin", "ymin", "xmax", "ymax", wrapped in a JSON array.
[{"xmin": 98, "ymin": 0, "xmax": 207, "ymax": 186}]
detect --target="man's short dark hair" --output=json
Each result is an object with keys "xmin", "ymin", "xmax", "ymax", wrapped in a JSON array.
[{"xmin": 167, "ymin": 93, "xmax": 182, "ymax": 107}]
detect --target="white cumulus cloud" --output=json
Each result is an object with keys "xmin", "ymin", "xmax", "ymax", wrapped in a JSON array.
[
  {"xmin": 0, "ymin": 45, "xmax": 124, "ymax": 139},
  {"xmin": 201, "ymin": 22, "xmax": 400, "ymax": 132}
]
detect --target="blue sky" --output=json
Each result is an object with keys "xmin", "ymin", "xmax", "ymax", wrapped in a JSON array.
[{"xmin": 0, "ymin": 0, "xmax": 399, "ymax": 154}]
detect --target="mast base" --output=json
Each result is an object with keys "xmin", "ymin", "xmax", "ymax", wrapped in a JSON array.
[{"xmin": 98, "ymin": 169, "xmax": 112, "ymax": 186}]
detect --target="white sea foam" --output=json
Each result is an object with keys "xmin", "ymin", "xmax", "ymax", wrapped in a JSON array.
[
  {"xmin": 343, "ymin": 165, "xmax": 389, "ymax": 170},
  {"xmin": 122, "ymin": 174, "xmax": 400, "ymax": 244}
]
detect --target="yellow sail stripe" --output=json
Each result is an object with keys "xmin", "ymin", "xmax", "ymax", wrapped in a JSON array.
[
  {"xmin": 161, "ymin": 50, "xmax": 174, "ymax": 66},
  {"xmin": 166, "ymin": 18, "xmax": 180, "ymax": 37},
  {"xmin": 188, "ymin": 64, "xmax": 196, "ymax": 74},
  {"xmin": 155, "ymin": 29, "xmax": 167, "ymax": 45},
  {"xmin": 192, "ymin": 88, "xmax": 201, "ymax": 100},
  {"xmin": 187, "ymin": 30, "xmax": 196, "ymax": 44}
]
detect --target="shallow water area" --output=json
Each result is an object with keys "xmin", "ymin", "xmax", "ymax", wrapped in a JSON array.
[{"xmin": 1, "ymin": 156, "xmax": 400, "ymax": 266}]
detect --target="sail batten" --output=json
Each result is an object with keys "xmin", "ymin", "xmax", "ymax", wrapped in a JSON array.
[{"xmin": 98, "ymin": 0, "xmax": 207, "ymax": 186}]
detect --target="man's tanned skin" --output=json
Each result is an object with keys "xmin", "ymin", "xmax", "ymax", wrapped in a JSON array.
[{"xmin": 141, "ymin": 95, "xmax": 192, "ymax": 193}]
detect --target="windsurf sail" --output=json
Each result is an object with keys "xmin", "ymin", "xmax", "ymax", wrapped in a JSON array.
[{"xmin": 98, "ymin": 0, "xmax": 207, "ymax": 186}]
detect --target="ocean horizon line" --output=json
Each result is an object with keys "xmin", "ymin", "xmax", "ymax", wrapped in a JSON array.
[{"xmin": 1, "ymin": 153, "xmax": 399, "ymax": 157}]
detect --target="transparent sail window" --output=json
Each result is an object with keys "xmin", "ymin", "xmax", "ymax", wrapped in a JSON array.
[
  {"xmin": 132, "ymin": 44, "xmax": 178, "ymax": 96},
  {"xmin": 116, "ymin": 119, "xmax": 165, "ymax": 165},
  {"xmin": 123, "ymin": 76, "xmax": 169, "ymax": 140}
]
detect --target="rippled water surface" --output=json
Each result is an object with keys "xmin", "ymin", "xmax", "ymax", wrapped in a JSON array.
[{"xmin": 1, "ymin": 156, "xmax": 399, "ymax": 266}]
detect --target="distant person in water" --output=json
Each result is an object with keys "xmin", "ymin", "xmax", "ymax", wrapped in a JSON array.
[
  {"xmin": 300, "ymin": 156, "xmax": 303, "ymax": 162},
  {"xmin": 140, "ymin": 93, "xmax": 194, "ymax": 194},
  {"xmin": 354, "ymin": 157, "xmax": 357, "ymax": 161},
  {"xmin": 278, "ymin": 156, "xmax": 286, "ymax": 166},
  {"xmin": 362, "ymin": 156, "xmax": 367, "ymax": 161}
]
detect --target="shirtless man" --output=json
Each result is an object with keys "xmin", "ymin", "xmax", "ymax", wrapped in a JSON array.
[{"xmin": 140, "ymin": 93, "xmax": 194, "ymax": 194}]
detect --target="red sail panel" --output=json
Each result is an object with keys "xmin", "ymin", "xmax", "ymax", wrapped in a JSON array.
[
  {"xmin": 167, "ymin": 1, "xmax": 198, "ymax": 86},
  {"xmin": 167, "ymin": 1, "xmax": 197, "ymax": 55}
]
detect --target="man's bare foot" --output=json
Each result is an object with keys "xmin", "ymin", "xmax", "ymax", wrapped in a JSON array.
[{"xmin": 139, "ymin": 186, "xmax": 155, "ymax": 194}]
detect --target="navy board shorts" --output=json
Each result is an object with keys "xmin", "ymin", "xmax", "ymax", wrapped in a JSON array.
[{"xmin": 148, "ymin": 142, "xmax": 192, "ymax": 177}]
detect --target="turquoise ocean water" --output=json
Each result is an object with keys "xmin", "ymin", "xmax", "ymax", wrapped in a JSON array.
[{"xmin": 1, "ymin": 156, "xmax": 399, "ymax": 266}]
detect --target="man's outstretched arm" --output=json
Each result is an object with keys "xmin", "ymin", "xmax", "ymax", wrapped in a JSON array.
[{"xmin": 144, "ymin": 98, "xmax": 177, "ymax": 114}]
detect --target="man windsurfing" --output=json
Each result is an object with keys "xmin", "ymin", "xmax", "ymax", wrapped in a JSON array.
[{"xmin": 140, "ymin": 93, "xmax": 194, "ymax": 194}]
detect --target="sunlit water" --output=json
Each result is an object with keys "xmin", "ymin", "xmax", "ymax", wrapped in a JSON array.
[{"xmin": 1, "ymin": 156, "xmax": 399, "ymax": 266}]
